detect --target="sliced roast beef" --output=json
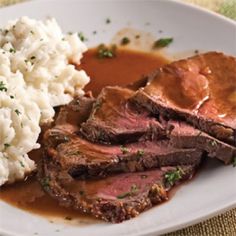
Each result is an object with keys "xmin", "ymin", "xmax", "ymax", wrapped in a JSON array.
[
  {"xmin": 133, "ymin": 52, "xmax": 236, "ymax": 146},
  {"xmin": 80, "ymin": 86, "xmax": 165, "ymax": 144},
  {"xmin": 167, "ymin": 121, "xmax": 236, "ymax": 164},
  {"xmin": 55, "ymin": 93, "xmax": 95, "ymax": 133},
  {"xmin": 46, "ymin": 135, "xmax": 202, "ymax": 179},
  {"xmin": 39, "ymin": 152, "xmax": 197, "ymax": 223},
  {"xmin": 44, "ymin": 94, "xmax": 95, "ymax": 148}
]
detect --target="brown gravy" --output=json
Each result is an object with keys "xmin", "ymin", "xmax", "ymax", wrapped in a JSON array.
[{"xmin": 0, "ymin": 47, "xmax": 168, "ymax": 221}]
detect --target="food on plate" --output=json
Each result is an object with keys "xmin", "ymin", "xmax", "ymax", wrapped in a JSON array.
[
  {"xmin": 38, "ymin": 51, "xmax": 236, "ymax": 222},
  {"xmin": 43, "ymin": 94, "xmax": 202, "ymax": 180},
  {"xmin": 80, "ymin": 86, "xmax": 165, "ymax": 144},
  {"xmin": 40, "ymin": 159, "xmax": 197, "ymax": 223},
  {"xmin": 133, "ymin": 52, "xmax": 236, "ymax": 146},
  {"xmin": 0, "ymin": 17, "xmax": 89, "ymax": 186},
  {"xmin": 0, "ymin": 16, "xmax": 235, "ymax": 224}
]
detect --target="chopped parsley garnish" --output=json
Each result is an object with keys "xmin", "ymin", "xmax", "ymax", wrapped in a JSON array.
[
  {"xmin": 30, "ymin": 30, "xmax": 34, "ymax": 34},
  {"xmin": 10, "ymin": 95, "xmax": 14, "ymax": 99},
  {"xmin": 41, "ymin": 177, "xmax": 50, "ymax": 190},
  {"xmin": 14, "ymin": 109, "xmax": 21, "ymax": 115},
  {"xmin": 105, "ymin": 18, "xmax": 111, "ymax": 24},
  {"xmin": 78, "ymin": 32, "xmax": 88, "ymax": 42},
  {"xmin": 210, "ymin": 140, "xmax": 217, "ymax": 146},
  {"xmin": 0, "ymin": 81, "xmax": 7, "ymax": 92},
  {"xmin": 19, "ymin": 161, "xmax": 25, "ymax": 168},
  {"xmin": 165, "ymin": 167, "xmax": 185, "ymax": 186},
  {"xmin": 233, "ymin": 157, "xmax": 236, "ymax": 167},
  {"xmin": 97, "ymin": 44, "xmax": 116, "ymax": 59},
  {"xmin": 116, "ymin": 184, "xmax": 139, "ymax": 199},
  {"xmin": 4, "ymin": 30, "xmax": 9, "ymax": 34},
  {"xmin": 130, "ymin": 184, "xmax": 138, "ymax": 194},
  {"xmin": 30, "ymin": 56, "xmax": 36, "ymax": 60},
  {"xmin": 116, "ymin": 192, "xmax": 130, "ymax": 199},
  {"xmin": 137, "ymin": 149, "xmax": 144, "ymax": 157},
  {"xmin": 9, "ymin": 48, "xmax": 16, "ymax": 53},
  {"xmin": 120, "ymin": 145, "xmax": 129, "ymax": 154},
  {"xmin": 4, "ymin": 143, "xmax": 10, "ymax": 149},
  {"xmin": 153, "ymin": 37, "xmax": 173, "ymax": 49},
  {"xmin": 121, "ymin": 37, "xmax": 130, "ymax": 45}
]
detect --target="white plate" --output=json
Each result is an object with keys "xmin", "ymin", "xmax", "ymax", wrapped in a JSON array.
[{"xmin": 0, "ymin": 0, "xmax": 236, "ymax": 235}]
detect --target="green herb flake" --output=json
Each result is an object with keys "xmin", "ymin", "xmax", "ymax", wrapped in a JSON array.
[
  {"xmin": 120, "ymin": 145, "xmax": 129, "ymax": 154},
  {"xmin": 116, "ymin": 192, "xmax": 130, "ymax": 199},
  {"xmin": 210, "ymin": 140, "xmax": 217, "ymax": 147},
  {"xmin": 78, "ymin": 32, "xmax": 88, "ymax": 42},
  {"xmin": 97, "ymin": 44, "xmax": 116, "ymax": 59},
  {"xmin": 19, "ymin": 161, "xmax": 25, "ymax": 168},
  {"xmin": 10, "ymin": 95, "xmax": 14, "ymax": 99},
  {"xmin": 116, "ymin": 184, "xmax": 139, "ymax": 199},
  {"xmin": 9, "ymin": 48, "xmax": 16, "ymax": 53},
  {"xmin": 4, "ymin": 30, "xmax": 9, "ymax": 34},
  {"xmin": 93, "ymin": 31, "xmax": 97, "ymax": 35},
  {"xmin": 153, "ymin": 37, "xmax": 173, "ymax": 49},
  {"xmin": 137, "ymin": 149, "xmax": 144, "ymax": 157},
  {"xmin": 165, "ymin": 167, "xmax": 185, "ymax": 186},
  {"xmin": 30, "ymin": 30, "xmax": 34, "ymax": 35},
  {"xmin": 105, "ymin": 18, "xmax": 111, "ymax": 24},
  {"xmin": 0, "ymin": 81, "xmax": 7, "ymax": 92},
  {"xmin": 15, "ymin": 109, "xmax": 21, "ymax": 115},
  {"xmin": 41, "ymin": 177, "xmax": 51, "ymax": 190},
  {"xmin": 4, "ymin": 143, "xmax": 10, "ymax": 149},
  {"xmin": 233, "ymin": 157, "xmax": 236, "ymax": 167},
  {"xmin": 121, "ymin": 37, "xmax": 130, "ymax": 45},
  {"xmin": 130, "ymin": 184, "xmax": 138, "ymax": 194},
  {"xmin": 30, "ymin": 56, "xmax": 36, "ymax": 60}
]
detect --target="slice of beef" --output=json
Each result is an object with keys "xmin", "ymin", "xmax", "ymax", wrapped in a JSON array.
[
  {"xmin": 80, "ymin": 86, "xmax": 165, "ymax": 144},
  {"xmin": 39, "ymin": 152, "xmax": 197, "ymax": 223},
  {"xmin": 133, "ymin": 52, "xmax": 236, "ymax": 146},
  {"xmin": 167, "ymin": 121, "xmax": 236, "ymax": 164},
  {"xmin": 44, "ymin": 94, "xmax": 95, "ymax": 148},
  {"xmin": 55, "ymin": 93, "xmax": 95, "ymax": 133},
  {"xmin": 47, "ymin": 136, "xmax": 202, "ymax": 179}
]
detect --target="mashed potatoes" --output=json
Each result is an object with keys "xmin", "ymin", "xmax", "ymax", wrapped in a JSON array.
[{"xmin": 0, "ymin": 17, "xmax": 90, "ymax": 186}]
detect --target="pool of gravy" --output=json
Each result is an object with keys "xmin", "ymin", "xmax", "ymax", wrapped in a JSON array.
[{"xmin": 0, "ymin": 47, "xmax": 168, "ymax": 222}]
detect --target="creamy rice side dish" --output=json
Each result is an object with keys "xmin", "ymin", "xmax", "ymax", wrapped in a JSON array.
[{"xmin": 0, "ymin": 17, "xmax": 89, "ymax": 186}]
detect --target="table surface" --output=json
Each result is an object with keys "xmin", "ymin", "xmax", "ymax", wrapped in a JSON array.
[{"xmin": 0, "ymin": 0, "xmax": 235, "ymax": 235}]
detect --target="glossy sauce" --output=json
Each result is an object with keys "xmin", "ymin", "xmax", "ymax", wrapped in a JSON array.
[
  {"xmin": 142, "ymin": 52, "xmax": 236, "ymax": 126},
  {"xmin": 0, "ymin": 47, "xmax": 168, "ymax": 221}
]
